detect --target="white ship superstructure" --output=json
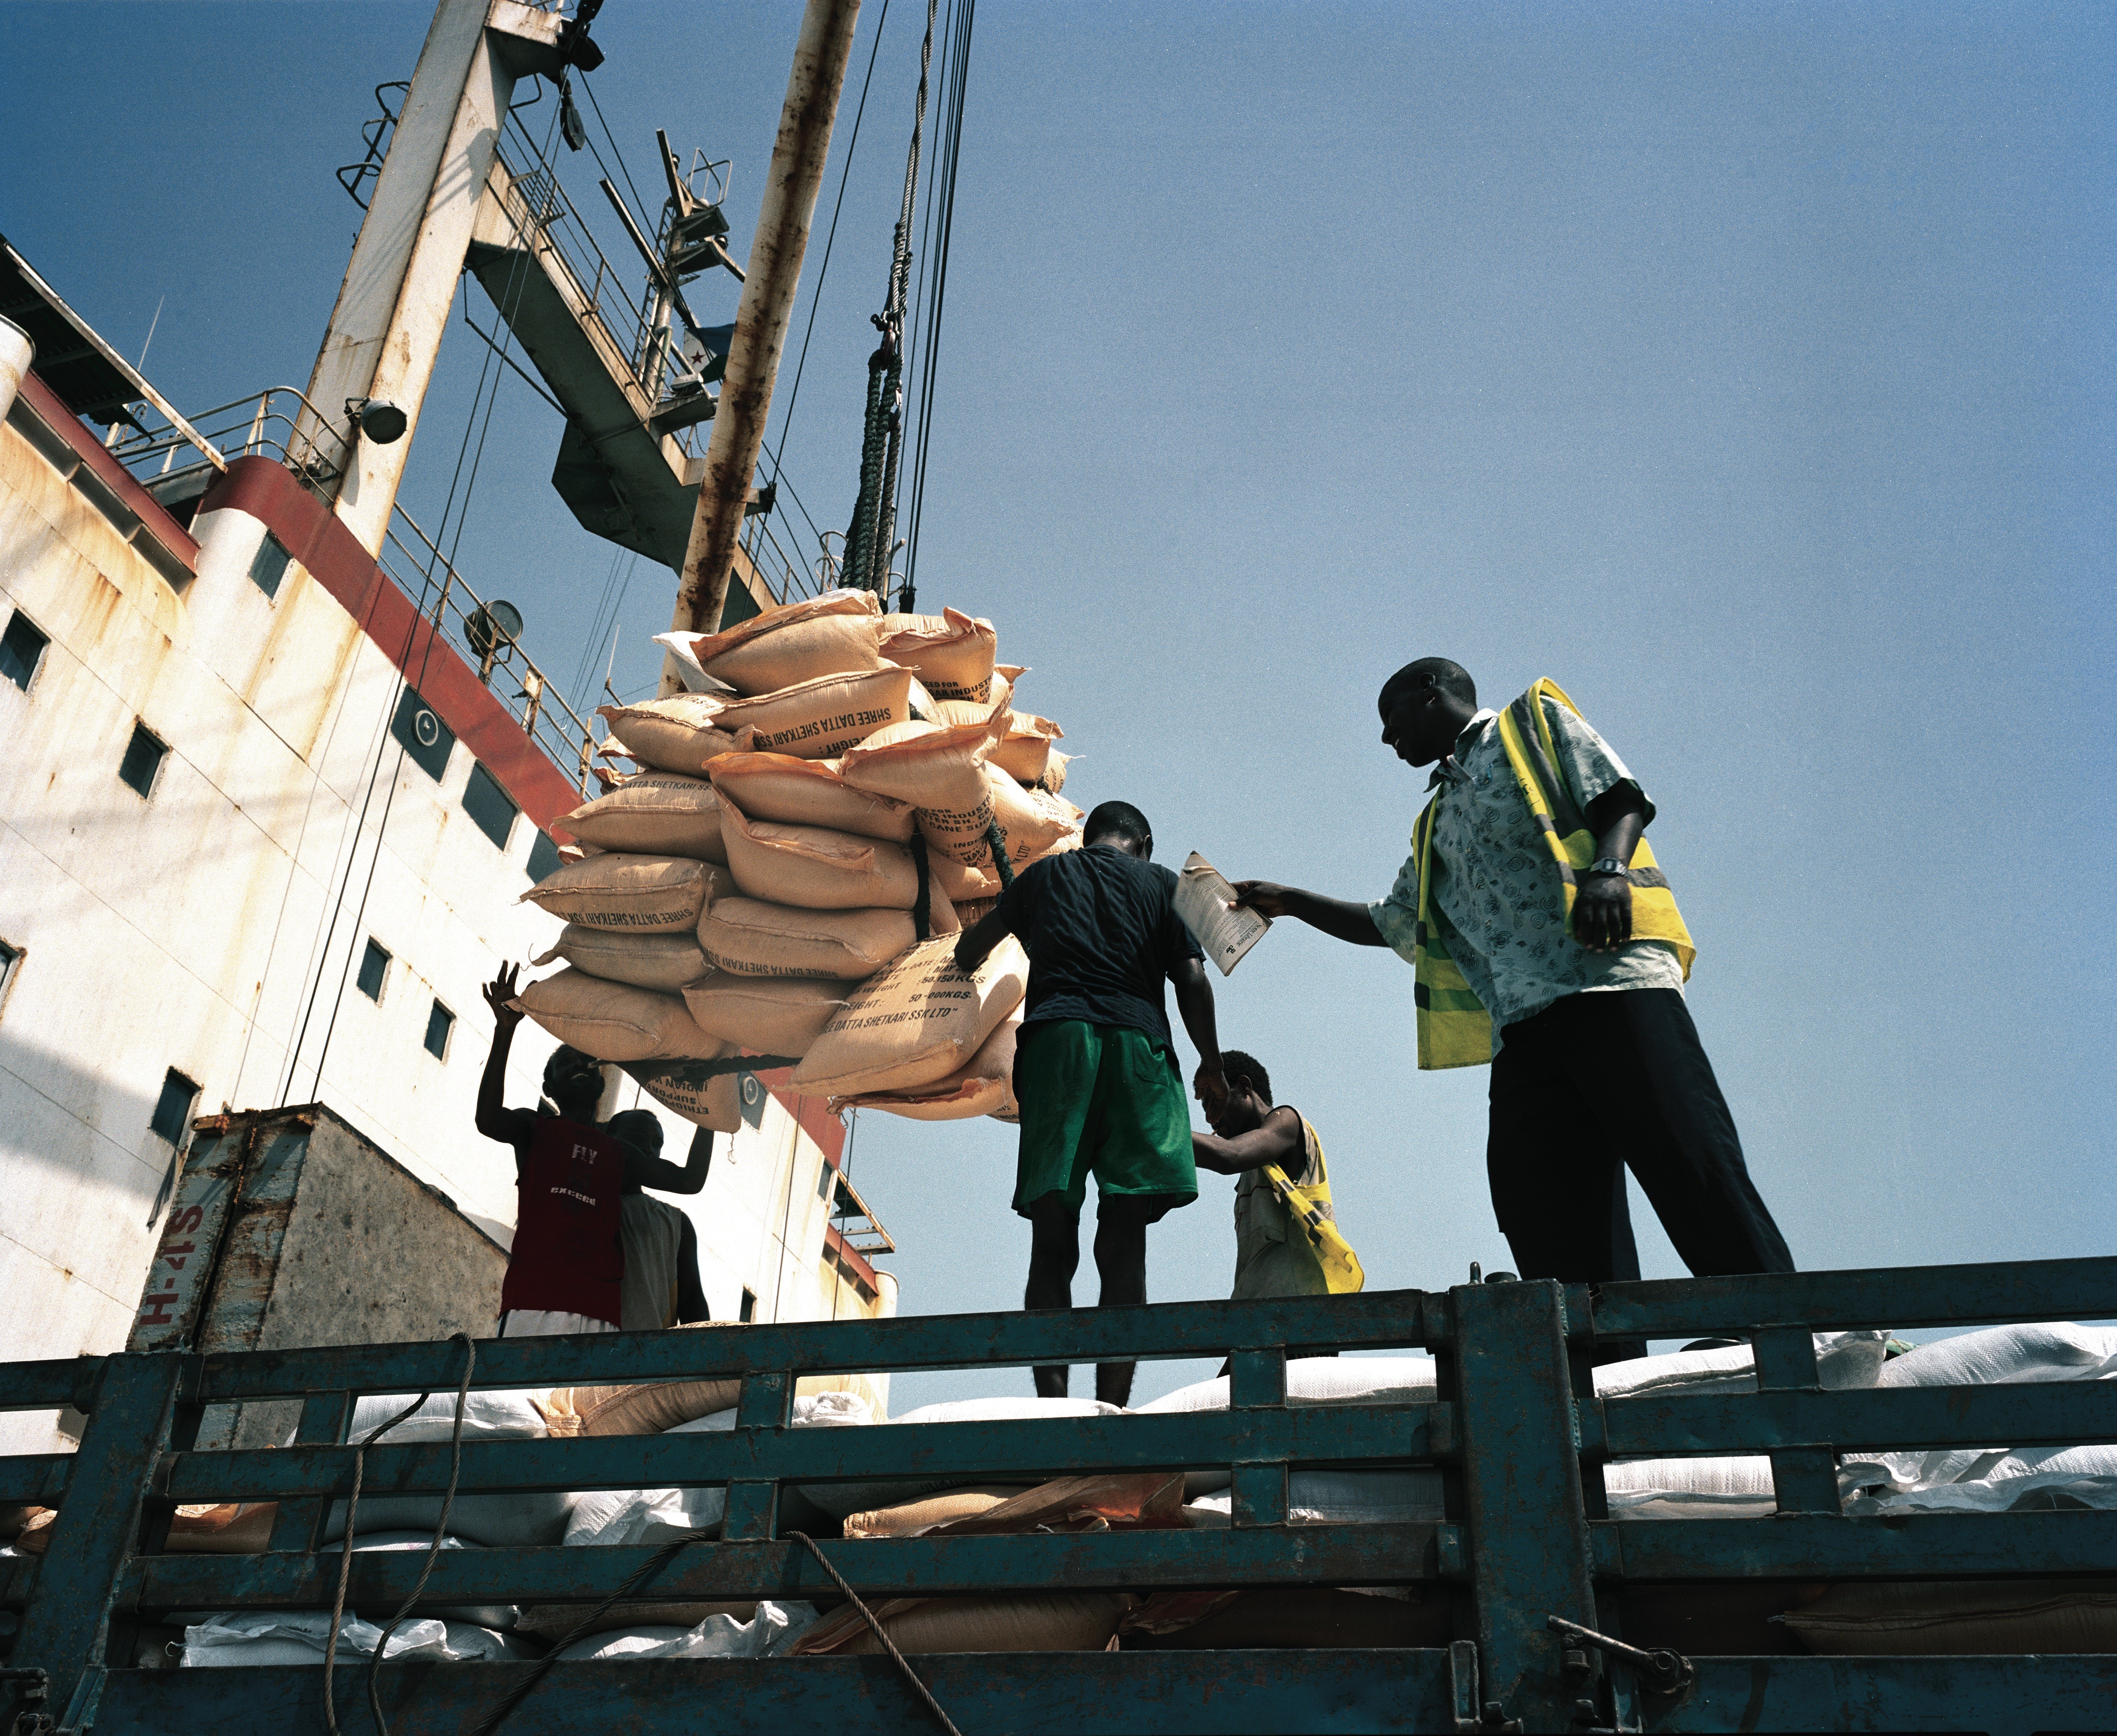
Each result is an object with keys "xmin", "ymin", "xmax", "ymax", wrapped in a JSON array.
[{"xmin": 0, "ymin": 0, "xmax": 893, "ymax": 1456}]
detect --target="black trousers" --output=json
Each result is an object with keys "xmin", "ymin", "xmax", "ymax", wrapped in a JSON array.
[{"xmin": 1487, "ymin": 989, "xmax": 1793, "ymax": 1291}]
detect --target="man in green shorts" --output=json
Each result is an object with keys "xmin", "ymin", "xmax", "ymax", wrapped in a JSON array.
[{"xmin": 955, "ymin": 800, "xmax": 1226, "ymax": 1403}]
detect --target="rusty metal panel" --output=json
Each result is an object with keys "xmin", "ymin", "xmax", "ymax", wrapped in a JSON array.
[{"xmin": 125, "ymin": 1119, "xmax": 252, "ymax": 1353}]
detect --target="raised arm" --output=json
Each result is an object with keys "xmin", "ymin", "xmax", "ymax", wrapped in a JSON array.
[
  {"xmin": 1169, "ymin": 957, "xmax": 1226, "ymax": 1113},
  {"xmin": 953, "ymin": 904, "xmax": 1012, "ymax": 975},
  {"xmin": 476, "ymin": 963, "xmax": 525, "ymax": 1142},
  {"xmin": 1230, "ymin": 882, "xmax": 1389, "ymax": 947},
  {"xmin": 1192, "ymin": 1104, "xmax": 1306, "ymax": 1176},
  {"xmin": 625, "ymin": 1124, "xmax": 714, "ymax": 1195}
]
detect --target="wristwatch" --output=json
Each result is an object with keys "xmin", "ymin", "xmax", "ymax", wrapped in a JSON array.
[{"xmin": 1586, "ymin": 858, "xmax": 1629, "ymax": 879}]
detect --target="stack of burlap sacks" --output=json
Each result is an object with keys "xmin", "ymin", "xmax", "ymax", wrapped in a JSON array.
[{"xmin": 511, "ymin": 592, "xmax": 1083, "ymax": 1124}]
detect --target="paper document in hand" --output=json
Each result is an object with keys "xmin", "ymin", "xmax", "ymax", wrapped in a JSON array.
[{"xmin": 1176, "ymin": 852, "xmax": 1270, "ymax": 977}]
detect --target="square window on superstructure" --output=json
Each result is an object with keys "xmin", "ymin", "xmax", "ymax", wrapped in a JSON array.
[
  {"xmin": 424, "ymin": 999, "xmax": 454, "ymax": 1061},
  {"xmin": 739, "ymin": 1288, "xmax": 758, "ymax": 1323},
  {"xmin": 357, "ymin": 938, "xmax": 391, "ymax": 1002},
  {"xmin": 389, "ymin": 686, "xmax": 455, "ymax": 782},
  {"xmin": 0, "ymin": 612, "xmax": 49, "ymax": 692},
  {"xmin": 462, "ymin": 762, "xmax": 518, "ymax": 850},
  {"xmin": 149, "ymin": 1069, "xmax": 200, "ymax": 1145},
  {"xmin": 118, "ymin": 723, "xmax": 168, "ymax": 798},
  {"xmin": 249, "ymin": 533, "xmax": 292, "ymax": 600},
  {"xmin": 526, "ymin": 830, "xmax": 562, "ymax": 884}
]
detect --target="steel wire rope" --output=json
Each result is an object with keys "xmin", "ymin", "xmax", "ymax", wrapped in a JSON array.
[
  {"xmin": 897, "ymin": 0, "xmax": 974, "ymax": 614},
  {"xmin": 785, "ymin": 1532, "xmax": 964, "ymax": 1735},
  {"xmin": 289, "ymin": 93, "xmax": 561, "ymax": 1104},
  {"xmin": 322, "ymin": 1332, "xmax": 475, "ymax": 1736}
]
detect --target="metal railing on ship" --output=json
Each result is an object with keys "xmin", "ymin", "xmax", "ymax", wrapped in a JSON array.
[{"xmin": 0, "ymin": 1258, "xmax": 2113, "ymax": 1734}]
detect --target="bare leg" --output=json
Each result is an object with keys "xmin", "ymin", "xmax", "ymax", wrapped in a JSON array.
[
  {"xmin": 1026, "ymin": 1205, "xmax": 1080, "ymax": 1398},
  {"xmin": 1091, "ymin": 1201, "xmax": 1150, "ymax": 1406}
]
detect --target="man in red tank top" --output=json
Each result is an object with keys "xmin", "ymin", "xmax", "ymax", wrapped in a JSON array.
[{"xmin": 475, "ymin": 964, "xmax": 701, "ymax": 1336}]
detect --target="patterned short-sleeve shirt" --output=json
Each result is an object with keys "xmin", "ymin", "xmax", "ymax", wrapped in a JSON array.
[{"xmin": 1369, "ymin": 700, "xmax": 1683, "ymax": 1052}]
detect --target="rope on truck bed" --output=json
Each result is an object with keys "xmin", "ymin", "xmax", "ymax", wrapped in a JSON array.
[{"xmin": 787, "ymin": 1532, "xmax": 963, "ymax": 1736}]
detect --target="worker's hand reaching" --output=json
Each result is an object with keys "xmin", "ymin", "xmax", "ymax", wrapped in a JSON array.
[
  {"xmin": 1229, "ymin": 880, "xmax": 1291, "ymax": 919},
  {"xmin": 483, "ymin": 961, "xmax": 525, "ymax": 1027},
  {"xmin": 1196, "ymin": 1063, "xmax": 1229, "ymax": 1120},
  {"xmin": 1572, "ymin": 875, "xmax": 1633, "ymax": 953}
]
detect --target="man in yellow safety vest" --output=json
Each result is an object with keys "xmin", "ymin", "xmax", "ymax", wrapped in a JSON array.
[{"xmin": 1231, "ymin": 658, "xmax": 1792, "ymax": 1308}]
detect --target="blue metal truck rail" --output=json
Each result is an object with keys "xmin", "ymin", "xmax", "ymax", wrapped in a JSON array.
[{"xmin": 2, "ymin": 1256, "xmax": 2113, "ymax": 1733}]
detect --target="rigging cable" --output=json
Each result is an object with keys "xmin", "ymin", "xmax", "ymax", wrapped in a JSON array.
[{"xmin": 897, "ymin": 0, "xmax": 975, "ymax": 616}]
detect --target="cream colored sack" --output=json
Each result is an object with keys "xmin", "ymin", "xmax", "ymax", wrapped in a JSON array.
[
  {"xmin": 834, "ymin": 1004, "xmax": 1022, "ymax": 1121},
  {"xmin": 929, "ymin": 704, "xmax": 1064, "ymax": 787},
  {"xmin": 681, "ymin": 975, "xmax": 851, "ymax": 1058},
  {"xmin": 597, "ymin": 696, "xmax": 744, "ymax": 774},
  {"xmin": 876, "ymin": 606, "xmax": 998, "ymax": 704},
  {"xmin": 532, "ymin": 925, "xmax": 710, "ymax": 994},
  {"xmin": 561, "ymin": 773, "xmax": 727, "ymax": 861},
  {"xmin": 539, "ymin": 1324, "xmax": 744, "ymax": 1436},
  {"xmin": 513, "ymin": 969, "xmax": 730, "ymax": 1063},
  {"xmin": 986, "ymin": 769, "xmax": 1083, "ymax": 866},
  {"xmin": 793, "ymin": 1592, "xmax": 1134, "ymax": 1657},
  {"xmin": 718, "ymin": 794, "xmax": 922, "ymax": 911},
  {"xmin": 697, "ymin": 898, "xmax": 917, "ymax": 981},
  {"xmin": 709, "ymin": 665, "xmax": 912, "ymax": 758},
  {"xmin": 707, "ymin": 753, "xmax": 915, "ymax": 842},
  {"xmin": 841, "ymin": 1487, "xmax": 1034, "ymax": 1540},
  {"xmin": 521, "ymin": 855, "xmax": 729, "ymax": 933},
  {"xmin": 656, "ymin": 590, "xmax": 883, "ymax": 696},
  {"xmin": 839, "ymin": 713, "xmax": 1009, "ymax": 871},
  {"xmin": 793, "ymin": 935, "xmax": 1028, "ymax": 1095},
  {"xmin": 625, "ymin": 1058, "xmax": 742, "ymax": 1129}
]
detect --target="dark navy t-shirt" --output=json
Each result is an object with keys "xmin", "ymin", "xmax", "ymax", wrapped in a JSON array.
[{"xmin": 992, "ymin": 844, "xmax": 1204, "ymax": 1045}]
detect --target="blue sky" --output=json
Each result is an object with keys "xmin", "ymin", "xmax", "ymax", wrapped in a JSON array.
[{"xmin": 5, "ymin": 1, "xmax": 2111, "ymax": 1406}]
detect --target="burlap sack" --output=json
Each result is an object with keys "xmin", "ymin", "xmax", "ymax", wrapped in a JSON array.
[
  {"xmin": 1781, "ymin": 1580, "xmax": 2117, "ymax": 1655},
  {"xmin": 17, "ymin": 1503, "xmax": 279, "ymax": 1557},
  {"xmin": 560, "ymin": 773, "xmax": 727, "ymax": 861},
  {"xmin": 697, "ymin": 898, "xmax": 916, "ymax": 981},
  {"xmin": 792, "ymin": 935, "xmax": 1028, "ymax": 1095},
  {"xmin": 986, "ymin": 769, "xmax": 1083, "ymax": 865},
  {"xmin": 832, "ymin": 1004, "xmax": 1020, "ymax": 1120},
  {"xmin": 539, "ymin": 1327, "xmax": 745, "ymax": 1437},
  {"xmin": 657, "ymin": 590, "xmax": 882, "ymax": 695},
  {"xmin": 521, "ymin": 854, "xmax": 729, "ymax": 933},
  {"xmin": 708, "ymin": 665, "xmax": 913, "ymax": 759},
  {"xmin": 533, "ymin": 926, "xmax": 710, "ymax": 994},
  {"xmin": 921, "ymin": 1471, "xmax": 1185, "ymax": 1537},
  {"xmin": 597, "ymin": 695, "xmax": 745, "ymax": 774},
  {"xmin": 929, "ymin": 705, "xmax": 1064, "ymax": 787},
  {"xmin": 838, "ymin": 713, "xmax": 1009, "ymax": 871},
  {"xmin": 513, "ymin": 969, "xmax": 731, "ymax": 1063},
  {"xmin": 718, "ymin": 795, "xmax": 922, "ymax": 912},
  {"xmin": 624, "ymin": 1059, "xmax": 742, "ymax": 1130},
  {"xmin": 681, "ymin": 975, "xmax": 852, "ymax": 1057},
  {"xmin": 793, "ymin": 1592, "xmax": 1134, "ymax": 1657},
  {"xmin": 1041, "ymin": 751, "xmax": 1071, "ymax": 795},
  {"xmin": 706, "ymin": 753, "xmax": 916, "ymax": 842},
  {"xmin": 841, "ymin": 1487, "xmax": 1033, "ymax": 1539},
  {"xmin": 876, "ymin": 607, "xmax": 998, "ymax": 704}
]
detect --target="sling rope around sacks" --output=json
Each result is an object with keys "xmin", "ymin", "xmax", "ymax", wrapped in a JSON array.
[
  {"xmin": 1408, "ymin": 677, "xmax": 1697, "ymax": 1070},
  {"xmin": 323, "ymin": 1332, "xmax": 476, "ymax": 1736}
]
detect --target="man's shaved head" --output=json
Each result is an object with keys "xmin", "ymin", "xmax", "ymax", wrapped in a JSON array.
[{"xmin": 1380, "ymin": 657, "xmax": 1477, "ymax": 713}]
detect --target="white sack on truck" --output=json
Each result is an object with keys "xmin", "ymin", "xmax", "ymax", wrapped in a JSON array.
[
  {"xmin": 791, "ymin": 935, "xmax": 1028, "ymax": 1097},
  {"xmin": 831, "ymin": 1004, "xmax": 1021, "ymax": 1121},
  {"xmin": 838, "ymin": 713, "xmax": 1009, "ymax": 875},
  {"xmin": 512, "ymin": 969, "xmax": 731, "ymax": 1064},
  {"xmin": 707, "ymin": 752, "xmax": 916, "ymax": 841},
  {"xmin": 179, "ymin": 1611, "xmax": 537, "ymax": 1668},
  {"xmin": 717, "ymin": 795, "xmax": 925, "ymax": 912},
  {"xmin": 326, "ymin": 1532, "xmax": 519, "ymax": 1629},
  {"xmin": 560, "ymin": 772, "xmax": 728, "ymax": 862},
  {"xmin": 875, "ymin": 606, "xmax": 999, "ymax": 704},
  {"xmin": 520, "ymin": 854, "xmax": 729, "ymax": 933},
  {"xmin": 681, "ymin": 975, "xmax": 852, "ymax": 1059},
  {"xmin": 796, "ymin": 1396, "xmax": 1112, "ymax": 1519},
  {"xmin": 553, "ymin": 1601, "xmax": 816, "ymax": 1661},
  {"xmin": 657, "ymin": 589, "xmax": 883, "ymax": 695},
  {"xmin": 697, "ymin": 898, "xmax": 918, "ymax": 981},
  {"xmin": 597, "ymin": 695, "xmax": 746, "ymax": 774},
  {"xmin": 533, "ymin": 926, "xmax": 710, "ymax": 994}
]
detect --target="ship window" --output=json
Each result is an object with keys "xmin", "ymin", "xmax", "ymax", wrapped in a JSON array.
[
  {"xmin": 149, "ymin": 1069, "xmax": 200, "ymax": 1146},
  {"xmin": 118, "ymin": 723, "xmax": 168, "ymax": 798},
  {"xmin": 0, "ymin": 939, "xmax": 20, "ymax": 1014},
  {"xmin": 462, "ymin": 762, "xmax": 518, "ymax": 850},
  {"xmin": 424, "ymin": 999, "xmax": 455, "ymax": 1061},
  {"xmin": 249, "ymin": 532, "xmax": 292, "ymax": 600},
  {"xmin": 739, "ymin": 1288, "xmax": 758, "ymax": 1323},
  {"xmin": 389, "ymin": 686, "xmax": 454, "ymax": 782},
  {"xmin": 357, "ymin": 938, "xmax": 391, "ymax": 1002},
  {"xmin": 0, "ymin": 611, "xmax": 49, "ymax": 691},
  {"xmin": 526, "ymin": 830, "xmax": 563, "ymax": 884}
]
